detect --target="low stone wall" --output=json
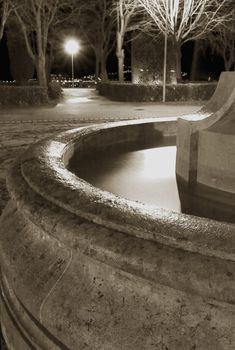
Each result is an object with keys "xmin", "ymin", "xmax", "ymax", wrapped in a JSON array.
[
  {"xmin": 97, "ymin": 81, "xmax": 216, "ymax": 102},
  {"xmin": 0, "ymin": 86, "xmax": 48, "ymax": 106},
  {"xmin": 1, "ymin": 118, "xmax": 235, "ymax": 349}
]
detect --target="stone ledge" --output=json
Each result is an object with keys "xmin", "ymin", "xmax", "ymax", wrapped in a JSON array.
[
  {"xmin": 17, "ymin": 120, "xmax": 235, "ymax": 261},
  {"xmin": 1, "ymin": 118, "xmax": 235, "ymax": 349}
]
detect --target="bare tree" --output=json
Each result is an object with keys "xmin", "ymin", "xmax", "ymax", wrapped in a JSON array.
[
  {"xmin": 115, "ymin": 0, "xmax": 146, "ymax": 82},
  {"xmin": 13, "ymin": 0, "xmax": 76, "ymax": 87},
  {"xmin": 0, "ymin": 0, "xmax": 12, "ymax": 41},
  {"xmin": 139, "ymin": 0, "xmax": 233, "ymax": 81},
  {"xmin": 207, "ymin": 20, "xmax": 235, "ymax": 71},
  {"xmin": 75, "ymin": 0, "xmax": 116, "ymax": 81}
]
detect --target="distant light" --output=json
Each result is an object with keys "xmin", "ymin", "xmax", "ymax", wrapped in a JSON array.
[{"xmin": 65, "ymin": 39, "xmax": 80, "ymax": 55}]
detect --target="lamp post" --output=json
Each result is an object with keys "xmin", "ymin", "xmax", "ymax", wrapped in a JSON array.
[
  {"xmin": 163, "ymin": 0, "xmax": 168, "ymax": 103},
  {"xmin": 64, "ymin": 39, "xmax": 80, "ymax": 88}
]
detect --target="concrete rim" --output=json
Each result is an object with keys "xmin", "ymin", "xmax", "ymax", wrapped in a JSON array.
[{"xmin": 7, "ymin": 118, "xmax": 235, "ymax": 262}]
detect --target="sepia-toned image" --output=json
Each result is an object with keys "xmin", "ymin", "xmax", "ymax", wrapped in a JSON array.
[{"xmin": 0, "ymin": 0, "xmax": 235, "ymax": 349}]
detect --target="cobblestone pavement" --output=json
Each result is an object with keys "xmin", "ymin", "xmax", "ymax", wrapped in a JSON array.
[{"xmin": 0, "ymin": 120, "xmax": 88, "ymax": 215}]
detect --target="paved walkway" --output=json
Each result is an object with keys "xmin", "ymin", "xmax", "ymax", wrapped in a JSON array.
[
  {"xmin": 0, "ymin": 88, "xmax": 202, "ymax": 122},
  {"xmin": 0, "ymin": 88, "xmax": 203, "ymax": 215}
]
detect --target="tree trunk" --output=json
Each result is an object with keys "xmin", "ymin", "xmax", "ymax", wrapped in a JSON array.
[
  {"xmin": 46, "ymin": 45, "xmax": 54, "ymax": 83},
  {"xmin": 36, "ymin": 55, "xmax": 47, "ymax": 88},
  {"xmin": 95, "ymin": 53, "xmax": 100, "ymax": 81},
  {"xmin": 117, "ymin": 50, "xmax": 124, "ymax": 82},
  {"xmin": 224, "ymin": 52, "xmax": 234, "ymax": 71},
  {"xmin": 0, "ymin": 9, "xmax": 7, "ymax": 42},
  {"xmin": 224, "ymin": 60, "xmax": 230, "ymax": 71},
  {"xmin": 100, "ymin": 55, "xmax": 108, "ymax": 81},
  {"xmin": 116, "ymin": 32, "xmax": 125, "ymax": 82},
  {"xmin": 172, "ymin": 38, "xmax": 182, "ymax": 82},
  {"xmin": 0, "ymin": 26, "xmax": 4, "ymax": 42}
]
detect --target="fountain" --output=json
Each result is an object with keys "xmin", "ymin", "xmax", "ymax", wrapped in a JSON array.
[
  {"xmin": 176, "ymin": 71, "xmax": 235, "ymax": 222},
  {"xmin": 1, "ymin": 72, "xmax": 235, "ymax": 349}
]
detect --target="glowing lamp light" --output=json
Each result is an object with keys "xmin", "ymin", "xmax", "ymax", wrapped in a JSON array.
[
  {"xmin": 64, "ymin": 39, "xmax": 80, "ymax": 88},
  {"xmin": 65, "ymin": 39, "xmax": 79, "ymax": 55}
]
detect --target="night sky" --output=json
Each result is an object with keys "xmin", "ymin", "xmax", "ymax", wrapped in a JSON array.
[
  {"xmin": 0, "ymin": 30, "xmax": 97, "ymax": 80},
  {"xmin": 0, "ymin": 32, "xmax": 12, "ymax": 80},
  {"xmin": 0, "ymin": 30, "xmax": 225, "ymax": 82}
]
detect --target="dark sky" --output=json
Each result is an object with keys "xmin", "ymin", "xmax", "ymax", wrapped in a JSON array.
[
  {"xmin": 0, "ymin": 32, "xmax": 11, "ymax": 80},
  {"xmin": 52, "ymin": 38, "xmax": 96, "ymax": 78},
  {"xmin": 181, "ymin": 41, "xmax": 224, "ymax": 81},
  {"xmin": 0, "ymin": 30, "xmax": 225, "ymax": 82},
  {"xmin": 0, "ymin": 30, "xmax": 97, "ymax": 80}
]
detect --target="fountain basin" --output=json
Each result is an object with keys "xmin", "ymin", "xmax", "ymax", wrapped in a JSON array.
[
  {"xmin": 73, "ymin": 143, "xmax": 180, "ymax": 211},
  {"xmin": 1, "ymin": 118, "xmax": 235, "ymax": 350}
]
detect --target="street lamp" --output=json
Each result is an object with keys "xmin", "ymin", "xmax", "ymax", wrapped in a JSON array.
[
  {"xmin": 163, "ymin": 0, "xmax": 168, "ymax": 103},
  {"xmin": 64, "ymin": 39, "xmax": 80, "ymax": 88}
]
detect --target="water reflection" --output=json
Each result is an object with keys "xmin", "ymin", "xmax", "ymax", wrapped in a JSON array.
[
  {"xmin": 177, "ymin": 178, "xmax": 235, "ymax": 223},
  {"xmin": 66, "ymin": 97, "xmax": 90, "ymax": 104},
  {"xmin": 76, "ymin": 146, "xmax": 181, "ymax": 211},
  {"xmin": 72, "ymin": 144, "xmax": 235, "ymax": 223}
]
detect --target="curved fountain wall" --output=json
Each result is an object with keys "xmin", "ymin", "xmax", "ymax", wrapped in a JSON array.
[
  {"xmin": 1, "ymin": 118, "xmax": 235, "ymax": 350},
  {"xmin": 176, "ymin": 71, "xmax": 235, "ymax": 185},
  {"xmin": 176, "ymin": 71, "xmax": 235, "ymax": 221}
]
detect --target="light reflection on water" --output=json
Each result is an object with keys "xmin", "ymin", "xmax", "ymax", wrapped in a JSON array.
[
  {"xmin": 77, "ymin": 146, "xmax": 181, "ymax": 212},
  {"xmin": 66, "ymin": 97, "xmax": 90, "ymax": 104}
]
